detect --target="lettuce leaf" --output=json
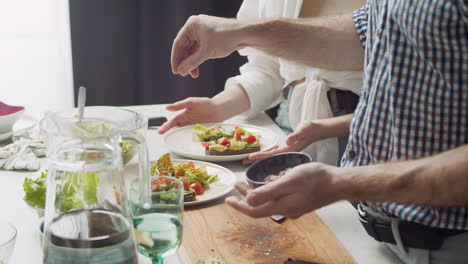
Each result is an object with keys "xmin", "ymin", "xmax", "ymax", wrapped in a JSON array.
[
  {"xmin": 55, "ymin": 172, "xmax": 99, "ymax": 212},
  {"xmin": 23, "ymin": 171, "xmax": 99, "ymax": 213},
  {"xmin": 23, "ymin": 171, "xmax": 47, "ymax": 209}
]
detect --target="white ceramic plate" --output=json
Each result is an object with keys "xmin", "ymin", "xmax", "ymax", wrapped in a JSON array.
[
  {"xmin": 0, "ymin": 112, "xmax": 37, "ymax": 142},
  {"xmin": 162, "ymin": 123, "xmax": 279, "ymax": 162},
  {"xmin": 124, "ymin": 159, "xmax": 237, "ymax": 206}
]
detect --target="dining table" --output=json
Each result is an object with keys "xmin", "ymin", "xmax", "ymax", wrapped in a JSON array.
[{"xmin": 0, "ymin": 104, "xmax": 399, "ymax": 264}]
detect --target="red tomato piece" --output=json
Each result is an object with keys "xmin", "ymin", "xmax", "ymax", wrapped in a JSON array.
[
  {"xmin": 176, "ymin": 169, "xmax": 185, "ymax": 176},
  {"xmin": 219, "ymin": 138, "xmax": 231, "ymax": 146},
  {"xmin": 151, "ymin": 179, "xmax": 160, "ymax": 192},
  {"xmin": 234, "ymin": 132, "xmax": 242, "ymax": 141},
  {"xmin": 181, "ymin": 180, "xmax": 190, "ymax": 191},
  {"xmin": 201, "ymin": 142, "xmax": 212, "ymax": 150},
  {"xmin": 244, "ymin": 135, "xmax": 257, "ymax": 144},
  {"xmin": 189, "ymin": 182, "xmax": 204, "ymax": 195},
  {"xmin": 187, "ymin": 161, "xmax": 196, "ymax": 168}
]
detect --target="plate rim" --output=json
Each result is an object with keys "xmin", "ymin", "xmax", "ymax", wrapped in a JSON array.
[
  {"xmin": 126, "ymin": 158, "xmax": 237, "ymax": 206},
  {"xmin": 161, "ymin": 122, "xmax": 279, "ymax": 162},
  {"xmin": 0, "ymin": 112, "xmax": 37, "ymax": 141}
]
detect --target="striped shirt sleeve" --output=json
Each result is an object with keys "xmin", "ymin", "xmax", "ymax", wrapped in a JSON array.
[{"xmin": 353, "ymin": 5, "xmax": 369, "ymax": 49}]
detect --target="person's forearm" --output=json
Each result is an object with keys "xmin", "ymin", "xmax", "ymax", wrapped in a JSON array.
[
  {"xmin": 212, "ymin": 81, "xmax": 250, "ymax": 119},
  {"xmin": 312, "ymin": 114, "xmax": 353, "ymax": 140},
  {"xmin": 236, "ymin": 15, "xmax": 364, "ymax": 70},
  {"xmin": 336, "ymin": 144, "xmax": 468, "ymax": 206}
]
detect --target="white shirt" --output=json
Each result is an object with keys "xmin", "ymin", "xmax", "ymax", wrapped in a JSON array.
[{"xmin": 226, "ymin": 0, "xmax": 363, "ymax": 165}]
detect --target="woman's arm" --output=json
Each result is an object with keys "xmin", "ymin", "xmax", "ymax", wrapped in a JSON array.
[
  {"xmin": 158, "ymin": 82, "xmax": 249, "ymax": 134},
  {"xmin": 245, "ymin": 114, "xmax": 354, "ymax": 163}
]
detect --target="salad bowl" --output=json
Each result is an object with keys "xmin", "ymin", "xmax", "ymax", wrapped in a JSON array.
[
  {"xmin": 40, "ymin": 106, "xmax": 147, "ymax": 164},
  {"xmin": 0, "ymin": 102, "xmax": 24, "ymax": 133}
]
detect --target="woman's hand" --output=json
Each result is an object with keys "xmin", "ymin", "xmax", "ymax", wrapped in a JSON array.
[
  {"xmin": 158, "ymin": 82, "xmax": 250, "ymax": 134},
  {"xmin": 158, "ymin": 97, "xmax": 226, "ymax": 134},
  {"xmin": 226, "ymin": 162, "xmax": 343, "ymax": 219},
  {"xmin": 243, "ymin": 120, "xmax": 325, "ymax": 164}
]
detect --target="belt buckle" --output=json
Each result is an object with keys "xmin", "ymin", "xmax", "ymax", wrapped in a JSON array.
[
  {"xmin": 357, "ymin": 203, "xmax": 366, "ymax": 218},
  {"xmin": 357, "ymin": 203, "xmax": 383, "ymax": 242}
]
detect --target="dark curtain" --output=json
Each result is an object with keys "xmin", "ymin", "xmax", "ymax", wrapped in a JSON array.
[{"xmin": 69, "ymin": 0, "xmax": 246, "ymax": 106}]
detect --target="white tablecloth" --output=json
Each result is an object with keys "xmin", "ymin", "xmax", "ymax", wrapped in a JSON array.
[{"xmin": 0, "ymin": 105, "xmax": 399, "ymax": 264}]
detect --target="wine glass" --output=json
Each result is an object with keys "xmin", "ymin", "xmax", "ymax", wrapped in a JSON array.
[{"xmin": 130, "ymin": 176, "xmax": 184, "ymax": 264}]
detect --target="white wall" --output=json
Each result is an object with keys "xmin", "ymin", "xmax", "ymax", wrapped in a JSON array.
[{"xmin": 0, "ymin": 0, "xmax": 74, "ymax": 113}]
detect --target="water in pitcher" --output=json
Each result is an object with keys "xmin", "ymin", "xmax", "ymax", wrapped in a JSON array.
[{"xmin": 43, "ymin": 208, "xmax": 137, "ymax": 264}]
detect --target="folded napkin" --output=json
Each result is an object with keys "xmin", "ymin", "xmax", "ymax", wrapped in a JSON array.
[{"xmin": 0, "ymin": 127, "xmax": 45, "ymax": 171}]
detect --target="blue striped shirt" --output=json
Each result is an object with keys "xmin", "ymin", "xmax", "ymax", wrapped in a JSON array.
[{"xmin": 343, "ymin": 0, "xmax": 468, "ymax": 230}]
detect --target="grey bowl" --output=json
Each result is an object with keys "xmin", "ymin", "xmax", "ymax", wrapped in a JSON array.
[{"xmin": 245, "ymin": 152, "xmax": 312, "ymax": 188}]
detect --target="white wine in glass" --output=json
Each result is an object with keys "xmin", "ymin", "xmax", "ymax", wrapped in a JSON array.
[{"xmin": 130, "ymin": 177, "xmax": 184, "ymax": 264}]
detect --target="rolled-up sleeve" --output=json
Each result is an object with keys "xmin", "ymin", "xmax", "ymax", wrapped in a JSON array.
[
  {"xmin": 224, "ymin": 0, "xmax": 285, "ymax": 119},
  {"xmin": 353, "ymin": 5, "xmax": 369, "ymax": 49},
  {"xmin": 226, "ymin": 51, "xmax": 285, "ymax": 119}
]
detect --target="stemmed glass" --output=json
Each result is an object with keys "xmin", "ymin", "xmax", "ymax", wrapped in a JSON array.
[{"xmin": 130, "ymin": 176, "xmax": 184, "ymax": 264}]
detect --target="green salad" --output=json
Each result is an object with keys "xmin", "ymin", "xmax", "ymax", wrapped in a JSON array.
[
  {"xmin": 23, "ymin": 171, "xmax": 99, "ymax": 213},
  {"xmin": 76, "ymin": 121, "xmax": 136, "ymax": 164}
]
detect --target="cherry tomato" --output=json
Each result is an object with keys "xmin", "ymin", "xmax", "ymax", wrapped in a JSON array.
[
  {"xmin": 181, "ymin": 180, "xmax": 190, "ymax": 191},
  {"xmin": 190, "ymin": 182, "xmax": 204, "ymax": 195},
  {"xmin": 219, "ymin": 138, "xmax": 231, "ymax": 146},
  {"xmin": 244, "ymin": 135, "xmax": 257, "ymax": 144},
  {"xmin": 201, "ymin": 142, "xmax": 212, "ymax": 150},
  {"xmin": 151, "ymin": 178, "xmax": 175, "ymax": 191},
  {"xmin": 176, "ymin": 168, "xmax": 185, "ymax": 176},
  {"xmin": 187, "ymin": 161, "xmax": 196, "ymax": 169},
  {"xmin": 234, "ymin": 132, "xmax": 242, "ymax": 141},
  {"xmin": 151, "ymin": 179, "xmax": 160, "ymax": 192}
]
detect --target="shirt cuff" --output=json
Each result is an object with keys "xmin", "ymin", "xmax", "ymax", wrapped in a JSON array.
[
  {"xmin": 226, "ymin": 75, "xmax": 282, "ymax": 120},
  {"xmin": 353, "ymin": 5, "xmax": 369, "ymax": 49}
]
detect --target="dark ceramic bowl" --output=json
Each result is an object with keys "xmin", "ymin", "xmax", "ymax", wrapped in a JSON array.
[{"xmin": 245, "ymin": 152, "xmax": 312, "ymax": 188}]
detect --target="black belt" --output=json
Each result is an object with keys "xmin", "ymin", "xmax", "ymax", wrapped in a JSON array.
[
  {"xmin": 326, "ymin": 88, "xmax": 359, "ymax": 114},
  {"xmin": 357, "ymin": 203, "xmax": 466, "ymax": 250}
]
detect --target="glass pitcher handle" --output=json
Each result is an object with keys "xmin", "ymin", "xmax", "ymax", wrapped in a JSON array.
[{"xmin": 121, "ymin": 131, "xmax": 152, "ymax": 208}]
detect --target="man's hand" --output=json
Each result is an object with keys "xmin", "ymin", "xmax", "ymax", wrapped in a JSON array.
[
  {"xmin": 229, "ymin": 144, "xmax": 468, "ymax": 220},
  {"xmin": 171, "ymin": 15, "xmax": 243, "ymax": 78},
  {"xmin": 226, "ymin": 162, "xmax": 343, "ymax": 219},
  {"xmin": 243, "ymin": 120, "xmax": 333, "ymax": 165},
  {"xmin": 158, "ymin": 97, "xmax": 226, "ymax": 134}
]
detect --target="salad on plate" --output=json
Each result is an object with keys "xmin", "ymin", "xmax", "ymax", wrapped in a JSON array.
[
  {"xmin": 150, "ymin": 153, "xmax": 218, "ymax": 202},
  {"xmin": 192, "ymin": 124, "xmax": 261, "ymax": 156}
]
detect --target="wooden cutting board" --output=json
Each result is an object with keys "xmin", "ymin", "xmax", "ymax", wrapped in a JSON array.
[{"xmin": 178, "ymin": 203, "xmax": 355, "ymax": 264}]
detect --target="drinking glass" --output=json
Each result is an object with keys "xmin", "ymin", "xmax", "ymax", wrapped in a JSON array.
[
  {"xmin": 0, "ymin": 220, "xmax": 17, "ymax": 264},
  {"xmin": 130, "ymin": 176, "xmax": 184, "ymax": 264}
]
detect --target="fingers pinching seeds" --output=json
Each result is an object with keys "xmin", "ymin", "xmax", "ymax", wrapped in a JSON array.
[{"xmin": 234, "ymin": 181, "xmax": 252, "ymax": 197}]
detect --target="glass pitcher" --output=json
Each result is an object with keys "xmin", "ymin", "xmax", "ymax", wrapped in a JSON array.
[{"xmin": 41, "ymin": 112, "xmax": 151, "ymax": 264}]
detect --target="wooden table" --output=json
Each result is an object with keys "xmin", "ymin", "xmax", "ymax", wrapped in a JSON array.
[
  {"xmin": 0, "ymin": 105, "xmax": 355, "ymax": 264},
  {"xmin": 179, "ymin": 203, "xmax": 355, "ymax": 264},
  {"xmin": 135, "ymin": 106, "xmax": 355, "ymax": 263}
]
